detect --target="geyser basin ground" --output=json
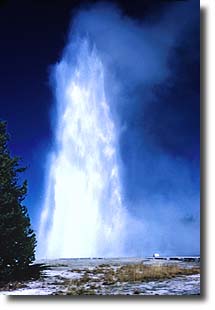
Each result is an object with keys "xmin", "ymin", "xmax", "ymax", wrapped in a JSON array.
[{"xmin": 1, "ymin": 257, "xmax": 200, "ymax": 295}]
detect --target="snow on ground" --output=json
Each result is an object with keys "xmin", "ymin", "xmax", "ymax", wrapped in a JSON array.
[
  {"xmin": 99, "ymin": 274, "xmax": 200, "ymax": 295},
  {"xmin": 0, "ymin": 257, "xmax": 200, "ymax": 295}
]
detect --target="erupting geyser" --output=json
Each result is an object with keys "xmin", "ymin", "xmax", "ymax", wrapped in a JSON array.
[{"xmin": 38, "ymin": 39, "xmax": 126, "ymax": 258}]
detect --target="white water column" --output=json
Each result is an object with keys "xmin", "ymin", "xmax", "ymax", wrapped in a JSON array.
[{"xmin": 38, "ymin": 40, "xmax": 125, "ymax": 258}]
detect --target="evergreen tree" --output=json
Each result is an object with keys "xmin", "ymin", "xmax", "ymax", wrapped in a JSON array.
[{"xmin": 0, "ymin": 121, "xmax": 36, "ymax": 281}]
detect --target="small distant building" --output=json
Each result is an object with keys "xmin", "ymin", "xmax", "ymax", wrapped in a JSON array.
[{"xmin": 153, "ymin": 253, "xmax": 160, "ymax": 258}]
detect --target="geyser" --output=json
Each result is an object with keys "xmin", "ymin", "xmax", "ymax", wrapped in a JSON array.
[{"xmin": 38, "ymin": 39, "xmax": 125, "ymax": 258}]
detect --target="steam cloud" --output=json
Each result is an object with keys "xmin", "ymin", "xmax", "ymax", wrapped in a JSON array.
[{"xmin": 39, "ymin": 0, "xmax": 199, "ymax": 257}]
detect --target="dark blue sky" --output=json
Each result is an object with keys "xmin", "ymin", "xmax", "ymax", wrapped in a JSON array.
[{"xmin": 0, "ymin": 0, "xmax": 199, "ymax": 254}]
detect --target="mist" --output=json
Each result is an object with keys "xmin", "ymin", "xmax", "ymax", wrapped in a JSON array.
[
  {"xmin": 69, "ymin": 0, "xmax": 199, "ymax": 256},
  {"xmin": 39, "ymin": 0, "xmax": 199, "ymax": 257}
]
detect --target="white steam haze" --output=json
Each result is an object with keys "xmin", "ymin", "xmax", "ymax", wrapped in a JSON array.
[
  {"xmin": 38, "ymin": 40, "xmax": 126, "ymax": 258},
  {"xmin": 38, "ymin": 1, "xmax": 199, "ymax": 258}
]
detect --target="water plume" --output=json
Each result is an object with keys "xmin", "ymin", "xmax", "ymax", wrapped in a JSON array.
[
  {"xmin": 38, "ymin": 0, "xmax": 199, "ymax": 258},
  {"xmin": 38, "ymin": 40, "xmax": 125, "ymax": 258}
]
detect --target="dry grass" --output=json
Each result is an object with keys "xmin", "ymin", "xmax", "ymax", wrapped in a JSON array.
[
  {"xmin": 115, "ymin": 264, "xmax": 200, "ymax": 282},
  {"xmin": 66, "ymin": 287, "xmax": 96, "ymax": 295},
  {"xmin": 0, "ymin": 281, "xmax": 27, "ymax": 291},
  {"xmin": 64, "ymin": 262, "xmax": 200, "ymax": 295}
]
